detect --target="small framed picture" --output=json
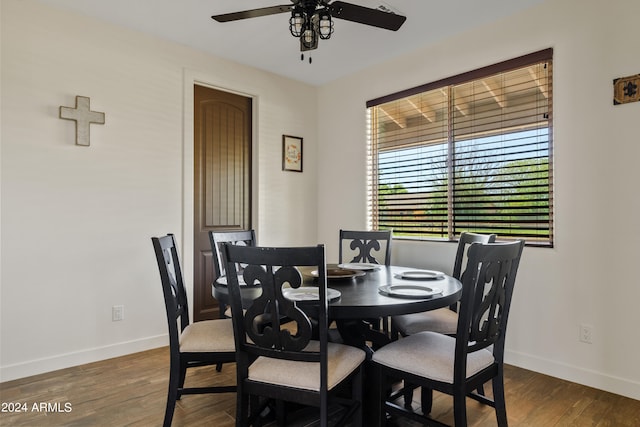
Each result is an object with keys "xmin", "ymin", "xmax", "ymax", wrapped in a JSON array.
[{"xmin": 282, "ymin": 135, "xmax": 303, "ymax": 172}]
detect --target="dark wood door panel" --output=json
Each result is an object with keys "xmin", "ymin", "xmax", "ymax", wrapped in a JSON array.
[
  {"xmin": 194, "ymin": 85, "xmax": 251, "ymax": 321},
  {"xmin": 202, "ymin": 103, "xmax": 248, "ymax": 229}
]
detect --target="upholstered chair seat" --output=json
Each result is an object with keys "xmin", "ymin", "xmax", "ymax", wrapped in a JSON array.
[
  {"xmin": 391, "ymin": 307, "xmax": 459, "ymax": 336},
  {"xmin": 373, "ymin": 331, "xmax": 494, "ymax": 383},
  {"xmin": 179, "ymin": 318, "xmax": 235, "ymax": 353},
  {"xmin": 249, "ymin": 341, "xmax": 365, "ymax": 391}
]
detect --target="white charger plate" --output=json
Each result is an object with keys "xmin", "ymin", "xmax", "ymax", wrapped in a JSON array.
[
  {"xmin": 379, "ymin": 284, "xmax": 442, "ymax": 299},
  {"xmin": 396, "ymin": 270, "xmax": 445, "ymax": 280},
  {"xmin": 282, "ymin": 287, "xmax": 341, "ymax": 302},
  {"xmin": 337, "ymin": 262, "xmax": 381, "ymax": 271}
]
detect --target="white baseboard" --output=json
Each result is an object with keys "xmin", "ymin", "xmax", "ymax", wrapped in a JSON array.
[
  {"xmin": 505, "ymin": 349, "xmax": 640, "ymax": 401},
  {"xmin": 0, "ymin": 335, "xmax": 168, "ymax": 383}
]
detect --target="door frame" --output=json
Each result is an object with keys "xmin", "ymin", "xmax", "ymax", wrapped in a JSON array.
[{"xmin": 181, "ymin": 69, "xmax": 259, "ymax": 321}]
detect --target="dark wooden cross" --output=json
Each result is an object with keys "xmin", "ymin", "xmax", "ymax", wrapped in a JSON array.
[{"xmin": 59, "ymin": 96, "xmax": 105, "ymax": 146}]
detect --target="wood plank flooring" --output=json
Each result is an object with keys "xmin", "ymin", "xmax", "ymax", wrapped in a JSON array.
[{"xmin": 1, "ymin": 347, "xmax": 638, "ymax": 426}]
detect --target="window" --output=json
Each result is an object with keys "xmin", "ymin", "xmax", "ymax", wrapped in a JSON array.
[{"xmin": 367, "ymin": 49, "xmax": 553, "ymax": 246}]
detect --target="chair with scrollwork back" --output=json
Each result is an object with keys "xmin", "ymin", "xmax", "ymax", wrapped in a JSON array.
[
  {"xmin": 339, "ymin": 229, "xmax": 392, "ymax": 266},
  {"xmin": 209, "ymin": 230, "xmax": 256, "ymax": 318},
  {"xmin": 391, "ymin": 232, "xmax": 497, "ymax": 339},
  {"xmin": 372, "ymin": 240, "xmax": 525, "ymax": 427},
  {"xmin": 224, "ymin": 244, "xmax": 365, "ymax": 427},
  {"xmin": 339, "ymin": 229, "xmax": 392, "ymax": 334},
  {"xmin": 151, "ymin": 234, "xmax": 236, "ymax": 427},
  {"xmin": 390, "ymin": 232, "xmax": 496, "ymax": 407}
]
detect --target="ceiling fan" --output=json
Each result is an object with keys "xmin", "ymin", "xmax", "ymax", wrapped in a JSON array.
[{"xmin": 212, "ymin": 1, "xmax": 406, "ymax": 61}]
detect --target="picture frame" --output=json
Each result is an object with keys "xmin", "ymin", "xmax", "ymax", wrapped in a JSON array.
[{"xmin": 282, "ymin": 135, "xmax": 303, "ymax": 172}]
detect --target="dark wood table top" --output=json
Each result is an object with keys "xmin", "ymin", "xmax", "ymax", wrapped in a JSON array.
[{"xmin": 212, "ymin": 265, "xmax": 462, "ymax": 320}]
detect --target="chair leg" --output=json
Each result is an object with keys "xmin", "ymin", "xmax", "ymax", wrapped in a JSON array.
[
  {"xmin": 372, "ymin": 364, "xmax": 386, "ymax": 427},
  {"xmin": 320, "ymin": 397, "xmax": 328, "ymax": 427},
  {"xmin": 275, "ymin": 399, "xmax": 286, "ymax": 426},
  {"xmin": 453, "ymin": 388, "xmax": 468, "ymax": 427},
  {"xmin": 252, "ymin": 395, "xmax": 263, "ymax": 427},
  {"xmin": 177, "ymin": 361, "xmax": 188, "ymax": 399},
  {"xmin": 237, "ymin": 389, "xmax": 249, "ymax": 427},
  {"xmin": 493, "ymin": 369, "xmax": 508, "ymax": 427},
  {"xmin": 390, "ymin": 323, "xmax": 400, "ymax": 341},
  {"xmin": 216, "ymin": 304, "xmax": 229, "ymax": 373},
  {"xmin": 420, "ymin": 387, "xmax": 433, "ymax": 415},
  {"xmin": 352, "ymin": 366, "xmax": 363, "ymax": 427},
  {"xmin": 403, "ymin": 382, "xmax": 416, "ymax": 409},
  {"xmin": 402, "ymin": 382, "xmax": 413, "ymax": 409},
  {"xmin": 163, "ymin": 362, "xmax": 180, "ymax": 427},
  {"xmin": 162, "ymin": 394, "xmax": 176, "ymax": 427}
]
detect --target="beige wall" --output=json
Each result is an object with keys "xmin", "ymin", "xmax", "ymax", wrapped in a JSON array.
[
  {"xmin": 317, "ymin": 0, "xmax": 640, "ymax": 399},
  {"xmin": 0, "ymin": 0, "xmax": 318, "ymax": 381}
]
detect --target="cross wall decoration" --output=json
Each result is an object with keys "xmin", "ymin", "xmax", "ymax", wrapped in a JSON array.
[{"xmin": 59, "ymin": 96, "xmax": 105, "ymax": 146}]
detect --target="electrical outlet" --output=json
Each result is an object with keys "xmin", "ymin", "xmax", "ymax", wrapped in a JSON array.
[
  {"xmin": 112, "ymin": 305, "xmax": 124, "ymax": 322},
  {"xmin": 579, "ymin": 324, "xmax": 592, "ymax": 344}
]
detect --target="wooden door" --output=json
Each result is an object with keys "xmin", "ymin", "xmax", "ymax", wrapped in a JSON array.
[{"xmin": 193, "ymin": 85, "xmax": 252, "ymax": 321}]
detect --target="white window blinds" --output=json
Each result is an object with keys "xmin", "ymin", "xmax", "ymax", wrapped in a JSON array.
[{"xmin": 367, "ymin": 49, "xmax": 553, "ymax": 246}]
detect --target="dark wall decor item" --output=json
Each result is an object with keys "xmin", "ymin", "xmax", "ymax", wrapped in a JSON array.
[
  {"xmin": 59, "ymin": 96, "xmax": 105, "ymax": 146},
  {"xmin": 613, "ymin": 74, "xmax": 640, "ymax": 105},
  {"xmin": 282, "ymin": 135, "xmax": 303, "ymax": 172}
]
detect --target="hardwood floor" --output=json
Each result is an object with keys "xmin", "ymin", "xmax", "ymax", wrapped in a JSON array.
[{"xmin": 1, "ymin": 347, "xmax": 638, "ymax": 426}]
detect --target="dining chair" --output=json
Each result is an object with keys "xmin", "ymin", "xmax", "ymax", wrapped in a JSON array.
[
  {"xmin": 151, "ymin": 234, "xmax": 236, "ymax": 427},
  {"xmin": 224, "ymin": 243, "xmax": 366, "ymax": 427},
  {"xmin": 208, "ymin": 229, "xmax": 256, "ymax": 318},
  {"xmin": 390, "ymin": 232, "xmax": 496, "ymax": 407},
  {"xmin": 391, "ymin": 232, "xmax": 497, "ymax": 339},
  {"xmin": 339, "ymin": 229, "xmax": 392, "ymax": 266},
  {"xmin": 372, "ymin": 240, "xmax": 525, "ymax": 427},
  {"xmin": 339, "ymin": 229, "xmax": 393, "ymax": 335}
]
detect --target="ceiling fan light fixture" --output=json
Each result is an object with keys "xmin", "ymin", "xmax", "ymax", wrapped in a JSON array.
[
  {"xmin": 289, "ymin": 8, "xmax": 304, "ymax": 37},
  {"xmin": 317, "ymin": 9, "xmax": 333, "ymax": 39},
  {"xmin": 301, "ymin": 27, "xmax": 317, "ymax": 49}
]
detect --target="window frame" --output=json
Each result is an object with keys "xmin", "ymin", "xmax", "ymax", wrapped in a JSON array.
[{"xmin": 366, "ymin": 49, "xmax": 554, "ymax": 247}]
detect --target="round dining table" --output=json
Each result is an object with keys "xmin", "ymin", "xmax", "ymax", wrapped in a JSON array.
[
  {"xmin": 212, "ymin": 264, "xmax": 462, "ymax": 353},
  {"xmin": 300, "ymin": 264, "xmax": 461, "ymax": 319},
  {"xmin": 213, "ymin": 264, "xmax": 461, "ymax": 318}
]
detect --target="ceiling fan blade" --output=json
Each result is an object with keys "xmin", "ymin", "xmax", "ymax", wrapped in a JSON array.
[
  {"xmin": 329, "ymin": 1, "xmax": 406, "ymax": 31},
  {"xmin": 212, "ymin": 5, "xmax": 293, "ymax": 23}
]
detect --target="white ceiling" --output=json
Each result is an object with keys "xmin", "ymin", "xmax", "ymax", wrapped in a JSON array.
[{"xmin": 34, "ymin": 0, "xmax": 544, "ymax": 86}]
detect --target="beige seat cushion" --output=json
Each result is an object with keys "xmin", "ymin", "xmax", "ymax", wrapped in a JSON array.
[
  {"xmin": 393, "ymin": 307, "xmax": 458, "ymax": 336},
  {"xmin": 372, "ymin": 331, "xmax": 494, "ymax": 384},
  {"xmin": 179, "ymin": 318, "xmax": 235, "ymax": 353},
  {"xmin": 248, "ymin": 341, "xmax": 365, "ymax": 391}
]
